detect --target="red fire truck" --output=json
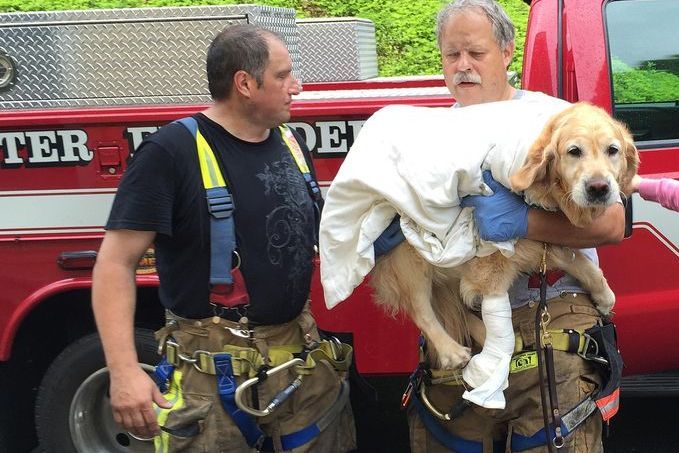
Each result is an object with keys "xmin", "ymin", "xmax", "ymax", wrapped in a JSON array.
[{"xmin": 0, "ymin": 0, "xmax": 677, "ymax": 451}]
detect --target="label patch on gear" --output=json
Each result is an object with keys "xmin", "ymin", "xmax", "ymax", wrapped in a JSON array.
[{"xmin": 510, "ymin": 351, "xmax": 538, "ymax": 373}]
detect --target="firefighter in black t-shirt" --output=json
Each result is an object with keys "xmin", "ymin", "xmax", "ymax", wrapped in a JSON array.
[{"xmin": 92, "ymin": 24, "xmax": 356, "ymax": 452}]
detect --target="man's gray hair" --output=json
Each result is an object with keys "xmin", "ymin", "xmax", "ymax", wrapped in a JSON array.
[{"xmin": 436, "ymin": 0, "xmax": 515, "ymax": 50}]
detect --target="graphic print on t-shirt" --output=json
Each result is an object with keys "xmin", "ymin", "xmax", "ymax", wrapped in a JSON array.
[{"xmin": 257, "ymin": 154, "xmax": 313, "ymax": 281}]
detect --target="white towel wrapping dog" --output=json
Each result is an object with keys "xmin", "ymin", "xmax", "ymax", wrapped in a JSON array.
[{"xmin": 319, "ymin": 92, "xmax": 571, "ymax": 408}]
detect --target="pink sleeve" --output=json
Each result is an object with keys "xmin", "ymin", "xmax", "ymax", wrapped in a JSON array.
[{"xmin": 638, "ymin": 178, "xmax": 679, "ymax": 212}]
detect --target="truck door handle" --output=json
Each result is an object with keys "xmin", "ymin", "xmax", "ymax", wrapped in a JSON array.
[{"xmin": 97, "ymin": 145, "xmax": 122, "ymax": 177}]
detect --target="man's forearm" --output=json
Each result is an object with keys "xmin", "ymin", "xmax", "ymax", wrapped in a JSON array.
[
  {"xmin": 92, "ymin": 259, "xmax": 140, "ymax": 373},
  {"xmin": 525, "ymin": 203, "xmax": 625, "ymax": 248}
]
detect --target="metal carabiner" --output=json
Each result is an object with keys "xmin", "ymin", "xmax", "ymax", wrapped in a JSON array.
[
  {"xmin": 234, "ymin": 358, "xmax": 305, "ymax": 417},
  {"xmin": 578, "ymin": 334, "xmax": 609, "ymax": 365},
  {"xmin": 419, "ymin": 382, "xmax": 451, "ymax": 421},
  {"xmin": 190, "ymin": 349, "xmax": 213, "ymax": 372},
  {"xmin": 328, "ymin": 336, "xmax": 345, "ymax": 361},
  {"xmin": 553, "ymin": 434, "xmax": 565, "ymax": 449},
  {"xmin": 419, "ymin": 381, "xmax": 471, "ymax": 422}
]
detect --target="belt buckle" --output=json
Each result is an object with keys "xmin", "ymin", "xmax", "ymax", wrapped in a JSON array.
[
  {"xmin": 191, "ymin": 349, "xmax": 213, "ymax": 373},
  {"xmin": 579, "ymin": 332, "xmax": 598, "ymax": 359}
]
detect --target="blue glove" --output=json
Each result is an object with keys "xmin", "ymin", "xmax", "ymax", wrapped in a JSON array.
[
  {"xmin": 460, "ymin": 170, "xmax": 529, "ymax": 242},
  {"xmin": 374, "ymin": 215, "xmax": 406, "ymax": 257}
]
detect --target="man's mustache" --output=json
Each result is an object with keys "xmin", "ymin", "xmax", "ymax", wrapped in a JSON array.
[{"xmin": 453, "ymin": 72, "xmax": 482, "ymax": 85}]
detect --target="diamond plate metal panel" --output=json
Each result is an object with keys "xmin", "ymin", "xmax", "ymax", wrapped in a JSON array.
[
  {"xmin": 297, "ymin": 18, "xmax": 378, "ymax": 82},
  {"xmin": 0, "ymin": 5, "xmax": 299, "ymax": 109}
]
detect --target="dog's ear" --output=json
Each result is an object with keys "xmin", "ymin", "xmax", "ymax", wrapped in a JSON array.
[
  {"xmin": 617, "ymin": 120, "xmax": 640, "ymax": 196},
  {"xmin": 510, "ymin": 120, "xmax": 558, "ymax": 192}
]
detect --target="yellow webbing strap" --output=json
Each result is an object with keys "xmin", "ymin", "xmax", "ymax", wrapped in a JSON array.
[
  {"xmin": 297, "ymin": 341, "xmax": 354, "ymax": 375},
  {"xmin": 165, "ymin": 340, "xmax": 352, "ymax": 377},
  {"xmin": 279, "ymin": 125, "xmax": 310, "ymax": 174},
  {"xmin": 427, "ymin": 329, "xmax": 590, "ymax": 383},
  {"xmin": 168, "ymin": 343, "xmax": 301, "ymax": 377},
  {"xmin": 196, "ymin": 128, "xmax": 226, "ymax": 190},
  {"xmin": 154, "ymin": 369, "xmax": 185, "ymax": 453},
  {"xmin": 514, "ymin": 329, "xmax": 587, "ymax": 355},
  {"xmin": 429, "ymin": 369, "xmax": 466, "ymax": 386}
]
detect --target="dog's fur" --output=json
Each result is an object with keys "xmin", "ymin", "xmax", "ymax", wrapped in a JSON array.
[{"xmin": 370, "ymin": 103, "xmax": 639, "ymax": 369}]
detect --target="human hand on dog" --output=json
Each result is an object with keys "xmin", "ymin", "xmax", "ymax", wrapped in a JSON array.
[{"xmin": 461, "ymin": 170, "xmax": 529, "ymax": 242}]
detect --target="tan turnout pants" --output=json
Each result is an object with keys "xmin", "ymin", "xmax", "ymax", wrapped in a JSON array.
[
  {"xmin": 409, "ymin": 293, "xmax": 604, "ymax": 453},
  {"xmin": 153, "ymin": 306, "xmax": 356, "ymax": 452}
]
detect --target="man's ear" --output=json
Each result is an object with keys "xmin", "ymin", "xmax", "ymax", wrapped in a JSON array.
[
  {"xmin": 503, "ymin": 41, "xmax": 515, "ymax": 69},
  {"xmin": 510, "ymin": 122, "xmax": 557, "ymax": 192},
  {"xmin": 233, "ymin": 70, "xmax": 253, "ymax": 98}
]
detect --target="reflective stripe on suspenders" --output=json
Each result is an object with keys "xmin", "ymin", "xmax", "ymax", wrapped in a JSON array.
[
  {"xmin": 279, "ymin": 125, "xmax": 323, "ymax": 243},
  {"xmin": 279, "ymin": 125, "xmax": 322, "ymax": 200},
  {"xmin": 176, "ymin": 117, "xmax": 237, "ymax": 301}
]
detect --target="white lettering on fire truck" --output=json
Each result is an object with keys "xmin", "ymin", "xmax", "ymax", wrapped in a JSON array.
[
  {"xmin": 0, "ymin": 130, "xmax": 92, "ymax": 166},
  {"xmin": 0, "ymin": 120, "xmax": 365, "ymax": 167},
  {"xmin": 125, "ymin": 121, "xmax": 365, "ymax": 156},
  {"xmin": 125, "ymin": 126, "xmax": 159, "ymax": 153},
  {"xmin": 288, "ymin": 120, "xmax": 364, "ymax": 154}
]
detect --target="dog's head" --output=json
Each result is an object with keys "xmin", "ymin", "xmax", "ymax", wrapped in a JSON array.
[{"xmin": 510, "ymin": 102, "xmax": 639, "ymax": 227}]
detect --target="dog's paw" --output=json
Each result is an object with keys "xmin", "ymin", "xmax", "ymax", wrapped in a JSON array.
[
  {"xmin": 591, "ymin": 286, "xmax": 615, "ymax": 315},
  {"xmin": 437, "ymin": 345, "xmax": 472, "ymax": 370}
]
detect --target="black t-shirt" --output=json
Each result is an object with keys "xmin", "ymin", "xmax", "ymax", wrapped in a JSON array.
[{"xmin": 106, "ymin": 114, "xmax": 319, "ymax": 324}]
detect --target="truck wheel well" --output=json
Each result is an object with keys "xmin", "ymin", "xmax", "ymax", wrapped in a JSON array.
[
  {"xmin": 0, "ymin": 286, "xmax": 163, "ymax": 451},
  {"xmin": 12, "ymin": 286, "xmax": 164, "ymax": 361}
]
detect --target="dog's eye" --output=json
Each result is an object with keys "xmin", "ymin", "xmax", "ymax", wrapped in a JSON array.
[
  {"xmin": 567, "ymin": 145, "xmax": 582, "ymax": 157},
  {"xmin": 607, "ymin": 145, "xmax": 619, "ymax": 156}
]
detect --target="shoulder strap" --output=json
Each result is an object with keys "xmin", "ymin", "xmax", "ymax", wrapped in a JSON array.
[
  {"xmin": 279, "ymin": 125, "xmax": 322, "ymax": 246},
  {"xmin": 178, "ymin": 117, "xmax": 227, "ymax": 189},
  {"xmin": 279, "ymin": 125, "xmax": 322, "ymax": 202},
  {"xmin": 174, "ymin": 117, "xmax": 247, "ymax": 307}
]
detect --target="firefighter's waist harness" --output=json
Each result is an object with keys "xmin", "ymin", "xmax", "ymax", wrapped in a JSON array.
[
  {"xmin": 154, "ymin": 318, "xmax": 353, "ymax": 451},
  {"xmin": 401, "ymin": 330, "xmax": 607, "ymax": 453},
  {"xmin": 404, "ymin": 264, "xmax": 623, "ymax": 452},
  {"xmin": 160, "ymin": 337, "xmax": 352, "ymax": 378}
]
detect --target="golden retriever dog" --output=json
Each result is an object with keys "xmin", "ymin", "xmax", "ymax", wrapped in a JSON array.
[{"xmin": 370, "ymin": 102, "xmax": 639, "ymax": 369}]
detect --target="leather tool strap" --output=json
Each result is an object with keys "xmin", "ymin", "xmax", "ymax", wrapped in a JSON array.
[
  {"xmin": 536, "ymin": 244, "xmax": 565, "ymax": 451},
  {"xmin": 535, "ymin": 268, "xmax": 555, "ymax": 453}
]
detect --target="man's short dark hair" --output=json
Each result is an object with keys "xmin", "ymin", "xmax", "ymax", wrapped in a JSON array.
[{"xmin": 206, "ymin": 24, "xmax": 283, "ymax": 100}]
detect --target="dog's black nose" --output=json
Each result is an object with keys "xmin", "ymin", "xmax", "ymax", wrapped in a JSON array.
[{"xmin": 586, "ymin": 178, "xmax": 610, "ymax": 202}]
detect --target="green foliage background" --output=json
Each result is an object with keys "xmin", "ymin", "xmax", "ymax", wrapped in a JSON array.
[
  {"xmin": 611, "ymin": 58, "xmax": 679, "ymax": 104},
  {"xmin": 3, "ymin": 0, "xmax": 678, "ymax": 103},
  {"xmin": 0, "ymin": 0, "xmax": 529, "ymax": 77}
]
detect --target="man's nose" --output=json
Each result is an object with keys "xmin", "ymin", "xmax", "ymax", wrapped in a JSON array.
[
  {"xmin": 289, "ymin": 77, "xmax": 302, "ymax": 95},
  {"xmin": 457, "ymin": 52, "xmax": 472, "ymax": 71}
]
